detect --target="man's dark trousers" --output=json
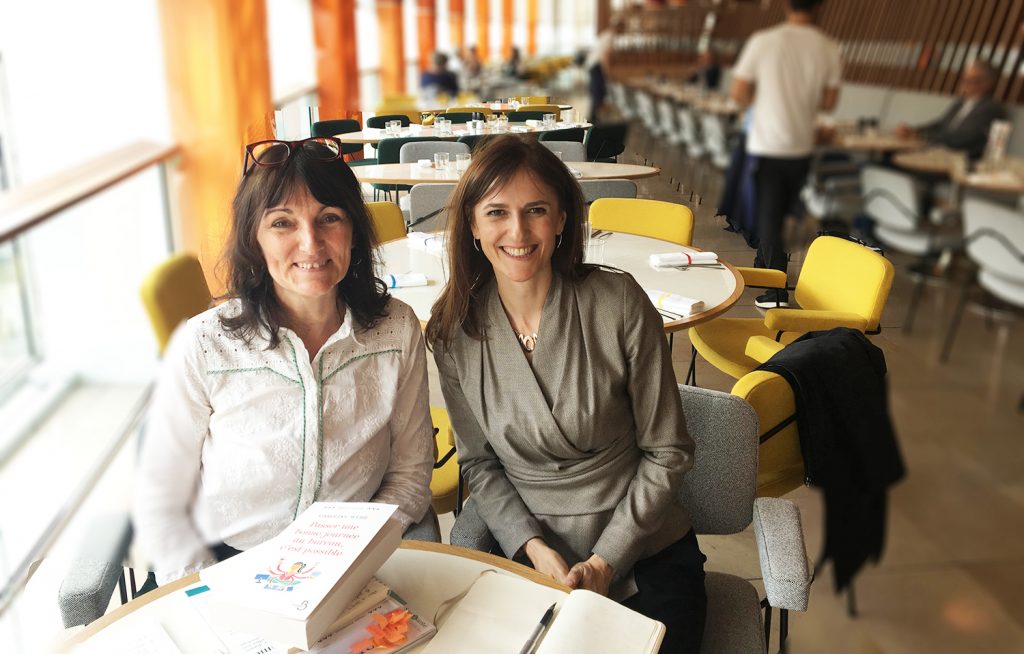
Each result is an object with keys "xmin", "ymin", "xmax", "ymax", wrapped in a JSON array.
[{"xmin": 752, "ymin": 156, "xmax": 811, "ymax": 279}]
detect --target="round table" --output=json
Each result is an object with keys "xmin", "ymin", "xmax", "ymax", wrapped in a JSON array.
[
  {"xmin": 336, "ymin": 122, "xmax": 592, "ymax": 145},
  {"xmin": 833, "ymin": 133, "xmax": 924, "ymax": 153},
  {"xmin": 64, "ymin": 541, "xmax": 568, "ymax": 653},
  {"xmin": 952, "ymin": 166, "xmax": 1024, "ymax": 195},
  {"xmin": 379, "ymin": 233, "xmax": 744, "ymax": 333},
  {"xmin": 893, "ymin": 149, "xmax": 1024, "ymax": 195},
  {"xmin": 355, "ymin": 161, "xmax": 661, "ymax": 186},
  {"xmin": 893, "ymin": 147, "xmax": 966, "ymax": 176}
]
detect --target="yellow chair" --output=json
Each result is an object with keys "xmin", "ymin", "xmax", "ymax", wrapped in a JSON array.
[
  {"xmin": 689, "ymin": 235, "xmax": 895, "ymax": 380},
  {"xmin": 589, "ymin": 197, "xmax": 694, "ymax": 247},
  {"xmin": 447, "ymin": 106, "xmax": 493, "ymax": 116},
  {"xmin": 429, "ymin": 407, "xmax": 464, "ymax": 515},
  {"xmin": 373, "ymin": 106, "xmax": 423, "ymax": 124},
  {"xmin": 139, "ymin": 253, "xmax": 212, "ymax": 354},
  {"xmin": 518, "ymin": 103, "xmax": 561, "ymax": 114},
  {"xmin": 366, "ymin": 201, "xmax": 407, "ymax": 243},
  {"xmin": 732, "ymin": 371, "xmax": 804, "ymax": 498}
]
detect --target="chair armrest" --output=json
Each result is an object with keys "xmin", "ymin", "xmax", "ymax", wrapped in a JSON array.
[
  {"xmin": 736, "ymin": 267, "xmax": 788, "ymax": 289},
  {"xmin": 764, "ymin": 309, "xmax": 868, "ymax": 334},
  {"xmin": 58, "ymin": 513, "xmax": 133, "ymax": 627},
  {"xmin": 753, "ymin": 498, "xmax": 810, "ymax": 612},
  {"xmin": 449, "ymin": 499, "xmax": 497, "ymax": 553},
  {"xmin": 403, "ymin": 506, "xmax": 442, "ymax": 543},
  {"xmin": 744, "ymin": 335, "xmax": 784, "ymax": 364}
]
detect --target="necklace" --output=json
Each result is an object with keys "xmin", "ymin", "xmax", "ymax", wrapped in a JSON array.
[{"xmin": 516, "ymin": 331, "xmax": 539, "ymax": 353}]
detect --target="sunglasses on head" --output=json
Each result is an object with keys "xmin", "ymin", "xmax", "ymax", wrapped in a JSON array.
[{"xmin": 242, "ymin": 137, "xmax": 343, "ymax": 176}]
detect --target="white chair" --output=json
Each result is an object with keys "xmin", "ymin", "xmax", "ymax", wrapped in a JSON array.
[
  {"xmin": 657, "ymin": 97, "xmax": 682, "ymax": 145},
  {"xmin": 407, "ymin": 183, "xmax": 457, "ymax": 232},
  {"xmin": 941, "ymin": 197, "xmax": 1024, "ymax": 361},
  {"xmin": 609, "ymin": 82, "xmax": 635, "ymax": 119},
  {"xmin": 701, "ymin": 112, "xmax": 731, "ymax": 169},
  {"xmin": 677, "ymin": 106, "xmax": 705, "ymax": 159},
  {"xmin": 635, "ymin": 90, "xmax": 660, "ymax": 136},
  {"xmin": 578, "ymin": 178, "xmax": 637, "ymax": 205},
  {"xmin": 861, "ymin": 165, "xmax": 953, "ymax": 331},
  {"xmin": 540, "ymin": 140, "xmax": 587, "ymax": 162}
]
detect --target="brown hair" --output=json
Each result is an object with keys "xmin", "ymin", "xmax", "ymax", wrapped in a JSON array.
[
  {"xmin": 425, "ymin": 134, "xmax": 592, "ymax": 351},
  {"xmin": 220, "ymin": 145, "xmax": 389, "ymax": 349}
]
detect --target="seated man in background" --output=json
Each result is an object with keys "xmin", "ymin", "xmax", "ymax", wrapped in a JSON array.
[
  {"xmin": 420, "ymin": 52, "xmax": 459, "ymax": 100},
  {"xmin": 896, "ymin": 60, "xmax": 1006, "ymax": 160}
]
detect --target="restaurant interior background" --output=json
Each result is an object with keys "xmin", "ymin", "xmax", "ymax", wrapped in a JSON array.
[{"xmin": 1, "ymin": 0, "xmax": 1022, "ymax": 651}]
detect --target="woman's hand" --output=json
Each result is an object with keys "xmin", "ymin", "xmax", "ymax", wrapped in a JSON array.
[
  {"xmin": 523, "ymin": 538, "xmax": 571, "ymax": 585},
  {"xmin": 565, "ymin": 554, "xmax": 614, "ymax": 596}
]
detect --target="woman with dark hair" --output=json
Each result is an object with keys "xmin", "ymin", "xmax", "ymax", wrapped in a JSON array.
[
  {"xmin": 426, "ymin": 135, "xmax": 706, "ymax": 653},
  {"xmin": 134, "ymin": 138, "xmax": 434, "ymax": 585}
]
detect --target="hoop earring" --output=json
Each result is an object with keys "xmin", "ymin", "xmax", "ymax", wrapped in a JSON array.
[
  {"xmin": 556, "ymin": 233, "xmax": 563, "ymax": 249},
  {"xmin": 473, "ymin": 239, "xmax": 481, "ymax": 252}
]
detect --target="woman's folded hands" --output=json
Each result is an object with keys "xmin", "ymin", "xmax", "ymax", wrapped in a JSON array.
[{"xmin": 524, "ymin": 537, "xmax": 614, "ymax": 596}]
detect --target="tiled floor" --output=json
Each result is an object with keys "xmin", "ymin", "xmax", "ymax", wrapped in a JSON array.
[{"xmin": 4, "ymin": 107, "xmax": 1023, "ymax": 653}]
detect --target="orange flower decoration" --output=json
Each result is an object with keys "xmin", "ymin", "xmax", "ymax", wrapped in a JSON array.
[{"xmin": 350, "ymin": 609, "xmax": 413, "ymax": 652}]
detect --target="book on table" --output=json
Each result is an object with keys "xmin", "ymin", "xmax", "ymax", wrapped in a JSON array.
[
  {"xmin": 199, "ymin": 502, "xmax": 403, "ymax": 650},
  {"xmin": 419, "ymin": 571, "xmax": 665, "ymax": 654}
]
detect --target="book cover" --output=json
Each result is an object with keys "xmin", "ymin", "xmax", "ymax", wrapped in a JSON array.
[{"xmin": 200, "ymin": 502, "xmax": 403, "ymax": 650}]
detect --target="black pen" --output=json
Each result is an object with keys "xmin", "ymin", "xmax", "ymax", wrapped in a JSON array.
[{"xmin": 518, "ymin": 602, "xmax": 557, "ymax": 654}]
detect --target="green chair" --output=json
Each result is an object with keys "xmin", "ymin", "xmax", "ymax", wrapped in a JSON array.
[
  {"xmin": 538, "ymin": 127, "xmax": 586, "ymax": 142},
  {"xmin": 457, "ymin": 134, "xmax": 494, "ymax": 151},
  {"xmin": 505, "ymin": 110, "xmax": 547, "ymax": 122},
  {"xmin": 311, "ymin": 119, "xmax": 375, "ymax": 167},
  {"xmin": 585, "ymin": 122, "xmax": 628, "ymax": 162},
  {"xmin": 443, "ymin": 112, "xmax": 475, "ymax": 124}
]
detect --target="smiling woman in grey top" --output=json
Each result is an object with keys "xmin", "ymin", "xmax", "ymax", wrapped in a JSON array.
[{"xmin": 426, "ymin": 135, "xmax": 706, "ymax": 653}]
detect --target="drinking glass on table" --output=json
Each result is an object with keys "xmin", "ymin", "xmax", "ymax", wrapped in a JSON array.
[
  {"xmin": 455, "ymin": 153, "xmax": 472, "ymax": 173},
  {"xmin": 542, "ymin": 113, "xmax": 556, "ymax": 129},
  {"xmin": 434, "ymin": 152, "xmax": 450, "ymax": 171}
]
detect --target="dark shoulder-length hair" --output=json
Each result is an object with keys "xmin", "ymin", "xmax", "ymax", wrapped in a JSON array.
[
  {"xmin": 425, "ymin": 134, "xmax": 591, "ymax": 351},
  {"xmin": 220, "ymin": 144, "xmax": 389, "ymax": 348}
]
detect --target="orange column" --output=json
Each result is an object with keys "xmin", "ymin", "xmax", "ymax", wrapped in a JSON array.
[
  {"xmin": 157, "ymin": 0, "xmax": 273, "ymax": 293},
  {"xmin": 313, "ymin": 0, "xmax": 360, "ymax": 120},
  {"xmin": 476, "ymin": 0, "xmax": 490, "ymax": 62},
  {"xmin": 417, "ymin": 0, "xmax": 437, "ymax": 72},
  {"xmin": 526, "ymin": 0, "xmax": 537, "ymax": 56},
  {"xmin": 449, "ymin": 0, "xmax": 465, "ymax": 53},
  {"xmin": 501, "ymin": 0, "xmax": 513, "ymax": 60},
  {"xmin": 378, "ymin": 0, "xmax": 407, "ymax": 97}
]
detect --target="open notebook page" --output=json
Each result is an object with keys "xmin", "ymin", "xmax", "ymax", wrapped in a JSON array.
[{"xmin": 535, "ymin": 589, "xmax": 665, "ymax": 654}]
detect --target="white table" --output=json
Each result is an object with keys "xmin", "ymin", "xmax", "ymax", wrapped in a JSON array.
[
  {"xmin": 380, "ymin": 233, "xmax": 744, "ymax": 333},
  {"xmin": 64, "ymin": 542, "xmax": 567, "ymax": 653},
  {"xmin": 355, "ymin": 161, "xmax": 661, "ymax": 186},
  {"xmin": 337, "ymin": 122, "xmax": 592, "ymax": 145}
]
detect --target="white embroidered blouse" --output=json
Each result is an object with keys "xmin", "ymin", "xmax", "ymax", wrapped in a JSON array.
[{"xmin": 132, "ymin": 298, "xmax": 434, "ymax": 584}]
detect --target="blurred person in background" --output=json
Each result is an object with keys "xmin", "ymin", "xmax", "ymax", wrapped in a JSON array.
[
  {"xmin": 133, "ymin": 138, "xmax": 435, "ymax": 586},
  {"xmin": 730, "ymin": 0, "xmax": 841, "ymax": 309},
  {"xmin": 585, "ymin": 17, "xmax": 625, "ymax": 123},
  {"xmin": 686, "ymin": 50, "xmax": 721, "ymax": 92},
  {"xmin": 895, "ymin": 60, "xmax": 1006, "ymax": 160},
  {"xmin": 421, "ymin": 52, "xmax": 460, "ymax": 100}
]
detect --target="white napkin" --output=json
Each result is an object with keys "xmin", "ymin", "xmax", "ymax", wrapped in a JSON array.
[
  {"xmin": 382, "ymin": 272, "xmax": 428, "ymax": 288},
  {"xmin": 567, "ymin": 167, "xmax": 583, "ymax": 178},
  {"xmin": 490, "ymin": 102, "xmax": 503, "ymax": 110},
  {"xmin": 525, "ymin": 119, "xmax": 541, "ymax": 127},
  {"xmin": 649, "ymin": 251, "xmax": 719, "ymax": 267},
  {"xmin": 406, "ymin": 231, "xmax": 445, "ymax": 256},
  {"xmin": 511, "ymin": 126, "xmax": 529, "ymax": 133},
  {"xmin": 645, "ymin": 289, "xmax": 704, "ymax": 317},
  {"xmin": 417, "ymin": 159, "xmax": 432, "ymax": 168}
]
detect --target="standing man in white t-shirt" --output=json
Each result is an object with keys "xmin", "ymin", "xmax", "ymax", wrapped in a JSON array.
[{"xmin": 731, "ymin": 0, "xmax": 841, "ymax": 308}]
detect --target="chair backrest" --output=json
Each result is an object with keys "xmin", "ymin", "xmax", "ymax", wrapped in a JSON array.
[
  {"xmin": 519, "ymin": 95, "xmax": 550, "ymax": 104},
  {"xmin": 731, "ymin": 371, "xmax": 805, "ymax": 498},
  {"xmin": 367, "ymin": 114, "xmax": 412, "ymax": 129},
  {"xmin": 372, "ymin": 107, "xmax": 422, "ymax": 124},
  {"xmin": 584, "ymin": 122, "xmax": 628, "ymax": 161},
  {"xmin": 311, "ymin": 119, "xmax": 363, "ymax": 156},
  {"xmin": 795, "ymin": 235, "xmax": 895, "ymax": 331},
  {"xmin": 962, "ymin": 197, "xmax": 1024, "ymax": 299},
  {"xmin": 443, "ymin": 112, "xmax": 475, "ymax": 124},
  {"xmin": 518, "ymin": 103, "xmax": 560, "ymax": 114},
  {"xmin": 366, "ymin": 201, "xmax": 407, "ymax": 242},
  {"xmin": 538, "ymin": 127, "xmax": 586, "ymax": 142},
  {"xmin": 676, "ymin": 385, "xmax": 758, "ymax": 535},
  {"xmin": 505, "ymin": 111, "xmax": 547, "ymax": 122},
  {"xmin": 140, "ymin": 253, "xmax": 212, "ymax": 354},
  {"xmin": 860, "ymin": 165, "xmax": 922, "ymax": 232},
  {"xmin": 589, "ymin": 198, "xmax": 694, "ymax": 246},
  {"xmin": 447, "ymin": 106, "xmax": 493, "ymax": 116},
  {"xmin": 400, "ymin": 141, "xmax": 470, "ymax": 163},
  {"xmin": 377, "ymin": 136, "xmax": 442, "ymax": 164},
  {"xmin": 408, "ymin": 183, "xmax": 457, "ymax": 232},
  {"xmin": 540, "ymin": 141, "xmax": 587, "ymax": 162},
  {"xmin": 578, "ymin": 179, "xmax": 637, "ymax": 204}
]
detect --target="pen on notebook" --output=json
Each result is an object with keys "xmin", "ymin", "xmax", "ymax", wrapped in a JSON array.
[{"xmin": 518, "ymin": 602, "xmax": 557, "ymax": 654}]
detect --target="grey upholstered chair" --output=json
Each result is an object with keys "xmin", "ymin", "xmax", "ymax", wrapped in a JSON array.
[
  {"xmin": 450, "ymin": 384, "xmax": 812, "ymax": 653},
  {"xmin": 398, "ymin": 140, "xmax": 469, "ymax": 164},
  {"xmin": 578, "ymin": 178, "xmax": 638, "ymax": 205},
  {"xmin": 408, "ymin": 183, "xmax": 457, "ymax": 232},
  {"xmin": 540, "ymin": 140, "xmax": 587, "ymax": 162}
]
